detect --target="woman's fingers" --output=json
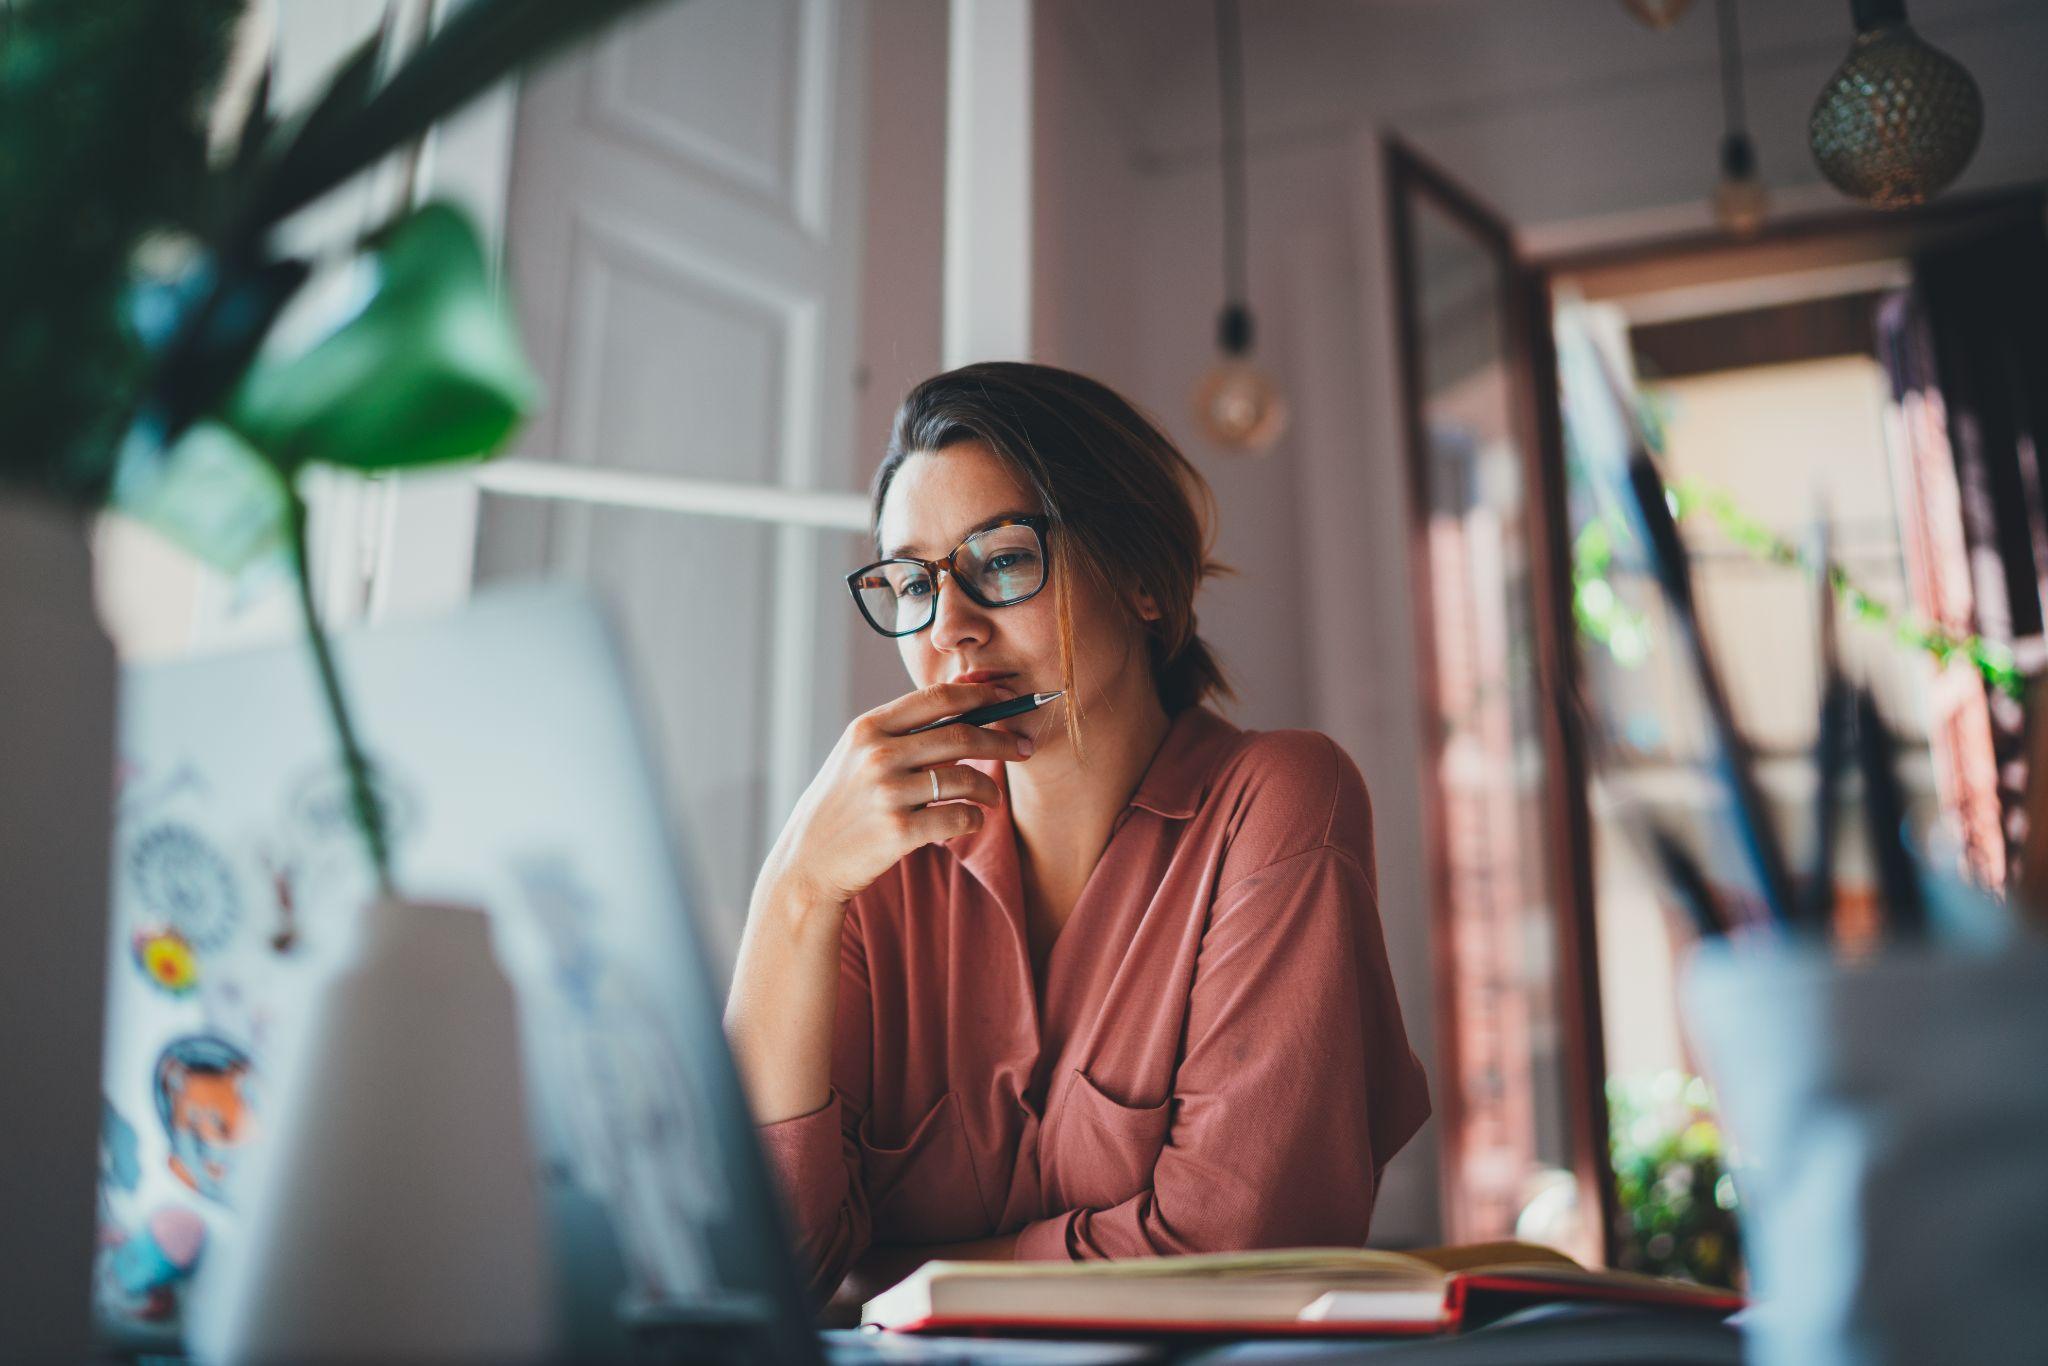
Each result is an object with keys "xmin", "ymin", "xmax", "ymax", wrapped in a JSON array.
[
  {"xmin": 905, "ymin": 799, "xmax": 985, "ymax": 846},
  {"xmin": 902, "ymin": 764, "xmax": 1003, "ymax": 811},
  {"xmin": 896, "ymin": 721, "xmax": 1033, "ymax": 770},
  {"xmin": 867, "ymin": 681, "xmax": 1018, "ymax": 735}
]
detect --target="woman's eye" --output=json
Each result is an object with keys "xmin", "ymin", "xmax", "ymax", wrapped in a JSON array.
[
  {"xmin": 897, "ymin": 578, "xmax": 931, "ymax": 599},
  {"xmin": 987, "ymin": 551, "xmax": 1035, "ymax": 573}
]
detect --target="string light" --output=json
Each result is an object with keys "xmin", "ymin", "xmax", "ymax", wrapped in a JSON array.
[
  {"xmin": 1191, "ymin": 0, "xmax": 1288, "ymax": 455},
  {"xmin": 1711, "ymin": 0, "xmax": 1766, "ymax": 235}
]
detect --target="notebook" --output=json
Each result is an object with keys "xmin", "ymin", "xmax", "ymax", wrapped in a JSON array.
[{"xmin": 861, "ymin": 1242, "xmax": 1743, "ymax": 1337}]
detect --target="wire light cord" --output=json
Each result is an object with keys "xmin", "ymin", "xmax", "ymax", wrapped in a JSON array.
[{"xmin": 1214, "ymin": 0, "xmax": 1248, "ymax": 312}]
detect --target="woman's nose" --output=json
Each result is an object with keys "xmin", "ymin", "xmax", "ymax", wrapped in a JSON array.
[{"xmin": 929, "ymin": 571, "xmax": 991, "ymax": 651}]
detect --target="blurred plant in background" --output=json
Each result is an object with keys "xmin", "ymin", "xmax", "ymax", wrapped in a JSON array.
[
  {"xmin": 1608, "ymin": 1070, "xmax": 1742, "ymax": 1289},
  {"xmin": 1569, "ymin": 390, "xmax": 2021, "ymax": 704}
]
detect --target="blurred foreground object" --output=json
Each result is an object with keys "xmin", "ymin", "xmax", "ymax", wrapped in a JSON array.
[
  {"xmin": 0, "ymin": 500, "xmax": 118, "ymax": 1358},
  {"xmin": 187, "ymin": 900, "xmax": 549, "ymax": 1363},
  {"xmin": 0, "ymin": 0, "xmax": 671, "ymax": 1356},
  {"xmin": 1687, "ymin": 935, "xmax": 2048, "ymax": 1365}
]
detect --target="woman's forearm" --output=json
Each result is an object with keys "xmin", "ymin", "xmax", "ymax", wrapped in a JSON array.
[{"xmin": 724, "ymin": 870, "xmax": 847, "ymax": 1126}]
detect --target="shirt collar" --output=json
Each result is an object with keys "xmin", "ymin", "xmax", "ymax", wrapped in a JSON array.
[
  {"xmin": 1125, "ymin": 704, "xmax": 1240, "ymax": 819},
  {"xmin": 950, "ymin": 704, "xmax": 1239, "ymax": 913}
]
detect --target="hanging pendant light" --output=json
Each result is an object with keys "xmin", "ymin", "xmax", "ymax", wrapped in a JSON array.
[
  {"xmin": 1620, "ymin": 0, "xmax": 1695, "ymax": 31},
  {"xmin": 1192, "ymin": 0, "xmax": 1287, "ymax": 455},
  {"xmin": 1809, "ymin": 0, "xmax": 1982, "ymax": 208},
  {"xmin": 1710, "ymin": 0, "xmax": 1766, "ymax": 235}
]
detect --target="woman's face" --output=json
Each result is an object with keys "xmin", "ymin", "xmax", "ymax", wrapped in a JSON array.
[{"xmin": 876, "ymin": 441, "xmax": 1156, "ymax": 748}]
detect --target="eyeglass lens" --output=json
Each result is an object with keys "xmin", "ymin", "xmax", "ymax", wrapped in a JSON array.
[{"xmin": 854, "ymin": 523, "xmax": 1044, "ymax": 635}]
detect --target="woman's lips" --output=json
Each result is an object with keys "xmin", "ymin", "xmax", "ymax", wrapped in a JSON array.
[{"xmin": 951, "ymin": 670, "xmax": 1018, "ymax": 698}]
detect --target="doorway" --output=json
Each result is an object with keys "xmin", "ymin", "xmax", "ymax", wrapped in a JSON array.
[{"xmin": 1389, "ymin": 135, "xmax": 2048, "ymax": 1268}]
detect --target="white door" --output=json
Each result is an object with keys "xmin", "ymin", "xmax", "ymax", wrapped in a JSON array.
[{"xmin": 472, "ymin": 0, "xmax": 874, "ymax": 978}]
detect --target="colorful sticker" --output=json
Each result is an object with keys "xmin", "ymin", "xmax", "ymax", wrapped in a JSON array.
[
  {"xmin": 127, "ymin": 822, "xmax": 241, "ymax": 951},
  {"xmin": 131, "ymin": 926, "xmax": 200, "ymax": 996},
  {"xmin": 257, "ymin": 845, "xmax": 301, "ymax": 955},
  {"xmin": 102, "ymin": 1100, "xmax": 141, "ymax": 1195},
  {"xmin": 100, "ymin": 1205, "xmax": 207, "ymax": 1323},
  {"xmin": 153, "ymin": 1036, "xmax": 256, "ymax": 1206}
]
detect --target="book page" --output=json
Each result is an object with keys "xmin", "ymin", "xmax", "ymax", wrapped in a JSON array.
[
  {"xmin": 1404, "ymin": 1241, "xmax": 1583, "ymax": 1274},
  {"xmin": 911, "ymin": 1246, "xmax": 1444, "ymax": 1283}
]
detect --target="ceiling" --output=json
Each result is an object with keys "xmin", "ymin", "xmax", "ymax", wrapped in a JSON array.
[{"xmin": 1050, "ymin": 0, "xmax": 2047, "ymax": 223}]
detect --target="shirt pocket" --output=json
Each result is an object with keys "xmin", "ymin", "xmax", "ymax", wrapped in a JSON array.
[
  {"xmin": 1044, "ymin": 1068, "xmax": 1172, "ymax": 1214},
  {"xmin": 858, "ymin": 1089, "xmax": 994, "ymax": 1243}
]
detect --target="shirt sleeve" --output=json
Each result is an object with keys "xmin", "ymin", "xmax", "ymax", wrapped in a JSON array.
[
  {"xmin": 1010, "ymin": 821, "xmax": 1430, "ymax": 1260},
  {"xmin": 751, "ymin": 894, "xmax": 877, "ymax": 1301}
]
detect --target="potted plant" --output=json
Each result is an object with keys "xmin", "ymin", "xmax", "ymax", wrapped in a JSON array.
[{"xmin": 0, "ymin": 0, "xmax": 672, "ymax": 1355}]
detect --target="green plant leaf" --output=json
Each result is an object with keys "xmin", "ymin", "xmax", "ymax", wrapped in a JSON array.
[
  {"xmin": 254, "ymin": 19, "xmax": 388, "ymax": 188},
  {"xmin": 230, "ymin": 59, "xmax": 278, "ymax": 179},
  {"xmin": 0, "ymin": 0, "xmax": 242, "ymax": 505},
  {"xmin": 235, "ymin": 0, "xmax": 672, "ymax": 238},
  {"xmin": 223, "ymin": 201, "xmax": 537, "ymax": 473}
]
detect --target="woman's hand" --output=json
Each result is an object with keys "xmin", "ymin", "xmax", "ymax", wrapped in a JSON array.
[{"xmin": 761, "ymin": 681, "xmax": 1034, "ymax": 909}]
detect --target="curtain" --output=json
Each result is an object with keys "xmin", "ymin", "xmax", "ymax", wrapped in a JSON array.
[{"xmin": 1877, "ymin": 213, "xmax": 2048, "ymax": 885}]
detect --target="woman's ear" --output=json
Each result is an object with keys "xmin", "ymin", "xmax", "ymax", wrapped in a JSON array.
[{"xmin": 1132, "ymin": 589, "xmax": 1163, "ymax": 623}]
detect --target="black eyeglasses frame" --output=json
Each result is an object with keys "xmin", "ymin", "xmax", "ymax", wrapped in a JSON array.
[{"xmin": 844, "ymin": 515, "xmax": 1052, "ymax": 638}]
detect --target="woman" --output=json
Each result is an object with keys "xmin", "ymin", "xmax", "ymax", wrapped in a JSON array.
[{"xmin": 724, "ymin": 362, "xmax": 1429, "ymax": 1307}]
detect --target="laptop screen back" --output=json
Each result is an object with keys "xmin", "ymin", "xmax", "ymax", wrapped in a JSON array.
[{"xmin": 98, "ymin": 584, "xmax": 818, "ymax": 1361}]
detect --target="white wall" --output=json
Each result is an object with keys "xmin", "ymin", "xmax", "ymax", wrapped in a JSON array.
[
  {"xmin": 1031, "ymin": 3, "xmax": 1141, "ymax": 387},
  {"xmin": 1119, "ymin": 135, "xmax": 1442, "ymax": 1247},
  {"xmin": 845, "ymin": 0, "xmax": 951, "ymax": 716}
]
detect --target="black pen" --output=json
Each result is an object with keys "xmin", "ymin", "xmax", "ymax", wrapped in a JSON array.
[
  {"xmin": 1802, "ymin": 509, "xmax": 1847, "ymax": 935},
  {"xmin": 1647, "ymin": 824, "xmax": 1727, "ymax": 941},
  {"xmin": 1852, "ymin": 687, "xmax": 1926, "ymax": 940},
  {"xmin": 905, "ymin": 691, "xmax": 1065, "ymax": 735},
  {"xmin": 1625, "ymin": 450, "xmax": 1797, "ymax": 930}
]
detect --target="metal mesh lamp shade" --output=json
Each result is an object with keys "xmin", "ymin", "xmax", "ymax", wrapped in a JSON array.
[{"xmin": 1809, "ymin": 0, "xmax": 1983, "ymax": 208}]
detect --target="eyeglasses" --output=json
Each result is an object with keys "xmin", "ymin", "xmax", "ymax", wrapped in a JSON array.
[{"xmin": 846, "ymin": 515, "xmax": 1051, "ymax": 638}]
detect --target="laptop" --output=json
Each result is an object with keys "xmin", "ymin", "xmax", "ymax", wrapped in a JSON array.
[{"xmin": 99, "ymin": 582, "xmax": 1151, "ymax": 1365}]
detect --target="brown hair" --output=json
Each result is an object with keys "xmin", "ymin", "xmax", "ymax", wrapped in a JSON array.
[{"xmin": 872, "ymin": 362, "xmax": 1233, "ymax": 753}]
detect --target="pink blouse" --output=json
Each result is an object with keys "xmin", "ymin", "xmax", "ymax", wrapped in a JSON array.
[{"xmin": 754, "ymin": 704, "xmax": 1431, "ymax": 1301}]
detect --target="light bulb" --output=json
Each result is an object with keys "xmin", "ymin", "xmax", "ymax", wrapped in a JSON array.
[
  {"xmin": 1713, "ymin": 132, "xmax": 1767, "ymax": 235},
  {"xmin": 1193, "ymin": 358, "xmax": 1289, "ymax": 455},
  {"xmin": 1714, "ymin": 175, "xmax": 1768, "ymax": 235},
  {"xmin": 1620, "ymin": 0, "xmax": 1695, "ymax": 30},
  {"xmin": 1193, "ymin": 305, "xmax": 1289, "ymax": 454},
  {"xmin": 1809, "ymin": 3, "xmax": 1982, "ymax": 208}
]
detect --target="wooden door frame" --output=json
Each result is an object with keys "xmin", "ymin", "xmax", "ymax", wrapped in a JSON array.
[
  {"xmin": 1525, "ymin": 181, "xmax": 2044, "ymax": 1263},
  {"xmin": 1530, "ymin": 183, "xmax": 2046, "ymax": 296},
  {"xmin": 1385, "ymin": 137, "xmax": 1613, "ymax": 1263}
]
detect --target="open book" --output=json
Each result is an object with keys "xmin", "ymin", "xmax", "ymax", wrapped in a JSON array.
[{"xmin": 861, "ymin": 1241, "xmax": 1743, "ymax": 1337}]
